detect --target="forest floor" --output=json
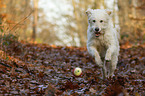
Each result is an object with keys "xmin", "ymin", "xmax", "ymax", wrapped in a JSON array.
[{"xmin": 0, "ymin": 41, "xmax": 145, "ymax": 96}]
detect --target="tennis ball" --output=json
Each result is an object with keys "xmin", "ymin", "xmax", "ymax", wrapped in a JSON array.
[{"xmin": 73, "ymin": 67, "xmax": 82, "ymax": 77}]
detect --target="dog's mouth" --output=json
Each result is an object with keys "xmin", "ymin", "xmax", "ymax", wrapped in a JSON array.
[{"xmin": 95, "ymin": 32, "xmax": 101, "ymax": 37}]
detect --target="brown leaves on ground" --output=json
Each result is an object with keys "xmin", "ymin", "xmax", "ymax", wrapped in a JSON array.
[
  {"xmin": 104, "ymin": 77, "xmax": 129, "ymax": 96},
  {"xmin": 0, "ymin": 41, "xmax": 145, "ymax": 95}
]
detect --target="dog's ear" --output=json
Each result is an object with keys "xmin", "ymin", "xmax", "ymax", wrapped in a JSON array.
[
  {"xmin": 86, "ymin": 9, "xmax": 92, "ymax": 17},
  {"xmin": 106, "ymin": 9, "xmax": 113, "ymax": 16}
]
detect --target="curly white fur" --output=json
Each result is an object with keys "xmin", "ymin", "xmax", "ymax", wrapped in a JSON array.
[{"xmin": 86, "ymin": 9, "xmax": 120, "ymax": 79}]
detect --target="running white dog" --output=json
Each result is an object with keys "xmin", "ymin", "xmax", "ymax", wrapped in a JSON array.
[{"xmin": 86, "ymin": 9, "xmax": 120, "ymax": 79}]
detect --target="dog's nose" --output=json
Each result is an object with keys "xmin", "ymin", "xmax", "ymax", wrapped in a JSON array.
[{"xmin": 95, "ymin": 27, "xmax": 99, "ymax": 32}]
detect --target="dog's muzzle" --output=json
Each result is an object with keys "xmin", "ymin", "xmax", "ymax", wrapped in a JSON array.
[{"xmin": 94, "ymin": 27, "xmax": 101, "ymax": 37}]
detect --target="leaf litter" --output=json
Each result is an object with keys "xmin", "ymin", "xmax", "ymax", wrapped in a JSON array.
[{"xmin": 0, "ymin": 42, "xmax": 145, "ymax": 95}]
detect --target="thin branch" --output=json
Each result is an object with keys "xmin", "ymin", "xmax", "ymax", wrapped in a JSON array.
[
  {"xmin": 9, "ymin": 10, "xmax": 34, "ymax": 32},
  {"xmin": 0, "ymin": 62, "xmax": 22, "ymax": 72},
  {"xmin": 129, "ymin": 3, "xmax": 145, "ymax": 9},
  {"xmin": 129, "ymin": 15, "xmax": 145, "ymax": 21}
]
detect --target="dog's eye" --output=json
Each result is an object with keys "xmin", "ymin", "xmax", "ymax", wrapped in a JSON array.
[
  {"xmin": 100, "ymin": 20, "xmax": 103, "ymax": 23},
  {"xmin": 92, "ymin": 20, "xmax": 96, "ymax": 23}
]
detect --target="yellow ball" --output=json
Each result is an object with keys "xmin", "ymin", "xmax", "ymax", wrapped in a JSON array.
[{"xmin": 73, "ymin": 67, "xmax": 82, "ymax": 77}]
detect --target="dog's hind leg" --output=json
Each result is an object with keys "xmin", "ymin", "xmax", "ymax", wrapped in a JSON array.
[
  {"xmin": 109, "ymin": 55, "xmax": 118, "ymax": 77},
  {"xmin": 102, "ymin": 60, "xmax": 107, "ymax": 79}
]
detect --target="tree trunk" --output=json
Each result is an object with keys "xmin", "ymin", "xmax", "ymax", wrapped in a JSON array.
[
  {"xmin": 32, "ymin": 0, "xmax": 38, "ymax": 42},
  {"xmin": 113, "ymin": 0, "xmax": 120, "ymax": 40},
  {"xmin": 72, "ymin": 0, "xmax": 86, "ymax": 46},
  {"xmin": 132, "ymin": 0, "xmax": 138, "ymax": 39}
]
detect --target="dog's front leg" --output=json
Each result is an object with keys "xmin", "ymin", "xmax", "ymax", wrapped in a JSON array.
[
  {"xmin": 87, "ymin": 46, "xmax": 103, "ymax": 67},
  {"xmin": 105, "ymin": 45, "xmax": 115, "ymax": 61},
  {"xmin": 88, "ymin": 46, "xmax": 107, "ymax": 79}
]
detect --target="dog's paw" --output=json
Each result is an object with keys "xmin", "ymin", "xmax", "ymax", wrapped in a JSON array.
[
  {"xmin": 109, "ymin": 74, "xmax": 115, "ymax": 77},
  {"xmin": 97, "ymin": 63, "xmax": 103, "ymax": 68},
  {"xmin": 105, "ymin": 54, "xmax": 111, "ymax": 61},
  {"xmin": 95, "ymin": 58, "xmax": 103, "ymax": 67}
]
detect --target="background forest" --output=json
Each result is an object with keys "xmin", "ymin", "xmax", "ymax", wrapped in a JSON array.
[
  {"xmin": 0, "ymin": 0, "xmax": 145, "ymax": 96},
  {"xmin": 0, "ymin": 0, "xmax": 145, "ymax": 46}
]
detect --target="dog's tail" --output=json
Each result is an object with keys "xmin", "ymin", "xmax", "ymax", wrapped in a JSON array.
[{"xmin": 115, "ymin": 25, "xmax": 120, "ymax": 40}]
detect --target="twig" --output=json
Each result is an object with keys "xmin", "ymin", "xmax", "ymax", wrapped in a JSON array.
[
  {"xmin": 0, "ymin": 62, "xmax": 12, "ymax": 68},
  {"xmin": 9, "ymin": 10, "xmax": 34, "ymax": 32},
  {"xmin": 129, "ymin": 15, "xmax": 145, "ymax": 21},
  {"xmin": 0, "ymin": 62, "xmax": 22, "ymax": 72}
]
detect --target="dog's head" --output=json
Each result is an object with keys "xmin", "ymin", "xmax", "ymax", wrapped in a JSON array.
[{"xmin": 86, "ymin": 9, "xmax": 113, "ymax": 37}]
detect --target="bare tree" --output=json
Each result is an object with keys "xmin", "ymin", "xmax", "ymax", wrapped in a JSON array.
[{"xmin": 118, "ymin": 0, "xmax": 145, "ymax": 43}]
